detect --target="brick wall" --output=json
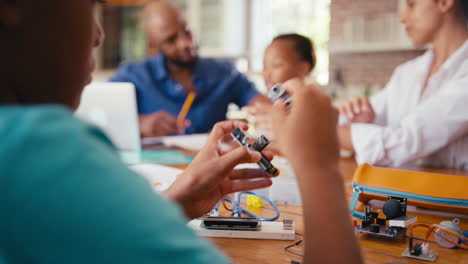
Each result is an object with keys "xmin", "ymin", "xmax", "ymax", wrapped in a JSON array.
[{"xmin": 329, "ymin": 0, "xmax": 424, "ymax": 97}]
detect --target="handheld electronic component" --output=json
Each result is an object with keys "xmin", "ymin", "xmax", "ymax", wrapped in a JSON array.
[
  {"xmin": 268, "ymin": 84, "xmax": 292, "ymax": 108},
  {"xmin": 231, "ymin": 128, "xmax": 279, "ymax": 176}
]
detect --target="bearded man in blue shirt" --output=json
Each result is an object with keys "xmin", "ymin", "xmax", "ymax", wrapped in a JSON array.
[{"xmin": 110, "ymin": 0, "xmax": 271, "ymax": 137}]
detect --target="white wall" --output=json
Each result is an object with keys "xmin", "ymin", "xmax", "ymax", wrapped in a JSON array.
[{"xmin": 223, "ymin": 0, "xmax": 247, "ymax": 57}]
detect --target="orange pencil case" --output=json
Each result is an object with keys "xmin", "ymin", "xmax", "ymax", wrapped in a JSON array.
[{"xmin": 349, "ymin": 164, "xmax": 468, "ymax": 215}]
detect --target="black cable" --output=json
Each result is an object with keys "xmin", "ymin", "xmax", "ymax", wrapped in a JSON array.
[
  {"xmin": 284, "ymin": 240, "xmax": 304, "ymax": 257},
  {"xmin": 404, "ymin": 235, "xmax": 437, "ymax": 244},
  {"xmin": 285, "ymin": 240, "xmax": 303, "ymax": 250}
]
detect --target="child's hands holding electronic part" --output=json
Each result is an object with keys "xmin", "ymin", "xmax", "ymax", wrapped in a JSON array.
[
  {"xmin": 271, "ymin": 79, "xmax": 340, "ymax": 167},
  {"xmin": 164, "ymin": 120, "xmax": 275, "ymax": 220}
]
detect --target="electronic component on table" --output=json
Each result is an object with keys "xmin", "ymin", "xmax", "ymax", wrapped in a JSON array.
[
  {"xmin": 231, "ymin": 128, "xmax": 279, "ymax": 176},
  {"xmin": 401, "ymin": 238, "xmax": 438, "ymax": 262},
  {"xmin": 355, "ymin": 196, "xmax": 417, "ymax": 238},
  {"xmin": 202, "ymin": 216, "xmax": 260, "ymax": 231},
  {"xmin": 247, "ymin": 194, "xmax": 263, "ymax": 208},
  {"xmin": 402, "ymin": 217, "xmax": 467, "ymax": 262},
  {"xmin": 283, "ymin": 220, "xmax": 294, "ymax": 231},
  {"xmin": 384, "ymin": 197, "xmax": 417, "ymax": 227},
  {"xmin": 268, "ymin": 84, "xmax": 292, "ymax": 108},
  {"xmin": 189, "ymin": 217, "xmax": 296, "ymax": 240},
  {"xmin": 382, "ymin": 196, "xmax": 407, "ymax": 219},
  {"xmin": 434, "ymin": 218, "xmax": 467, "ymax": 249}
]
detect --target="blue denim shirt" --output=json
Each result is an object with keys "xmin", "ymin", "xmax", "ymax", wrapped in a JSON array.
[{"xmin": 110, "ymin": 55, "xmax": 259, "ymax": 134}]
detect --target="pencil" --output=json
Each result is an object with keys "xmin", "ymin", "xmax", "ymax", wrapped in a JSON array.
[{"xmin": 177, "ymin": 91, "xmax": 196, "ymax": 134}]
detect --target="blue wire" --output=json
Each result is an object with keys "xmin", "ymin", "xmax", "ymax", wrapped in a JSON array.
[
  {"xmin": 237, "ymin": 191, "xmax": 280, "ymax": 221},
  {"xmin": 214, "ymin": 192, "xmax": 281, "ymax": 221},
  {"xmin": 213, "ymin": 193, "xmax": 281, "ymax": 221}
]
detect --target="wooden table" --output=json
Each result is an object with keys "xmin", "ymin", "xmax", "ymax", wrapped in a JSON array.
[{"xmin": 174, "ymin": 158, "xmax": 468, "ymax": 264}]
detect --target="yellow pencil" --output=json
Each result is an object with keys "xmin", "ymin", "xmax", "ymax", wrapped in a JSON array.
[{"xmin": 177, "ymin": 91, "xmax": 196, "ymax": 134}]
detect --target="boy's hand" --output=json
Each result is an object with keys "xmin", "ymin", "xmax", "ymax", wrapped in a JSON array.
[
  {"xmin": 271, "ymin": 78, "xmax": 340, "ymax": 168},
  {"xmin": 339, "ymin": 96, "xmax": 375, "ymax": 123},
  {"xmin": 271, "ymin": 79, "xmax": 363, "ymax": 264},
  {"xmin": 164, "ymin": 121, "xmax": 275, "ymax": 219}
]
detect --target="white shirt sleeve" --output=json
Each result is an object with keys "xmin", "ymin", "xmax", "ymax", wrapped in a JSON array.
[
  {"xmin": 369, "ymin": 85, "xmax": 389, "ymax": 126},
  {"xmin": 351, "ymin": 74, "xmax": 468, "ymax": 167},
  {"xmin": 338, "ymin": 73, "xmax": 391, "ymax": 126}
]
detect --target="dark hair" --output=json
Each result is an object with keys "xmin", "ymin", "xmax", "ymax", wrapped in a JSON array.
[
  {"xmin": 273, "ymin": 33, "xmax": 317, "ymax": 73},
  {"xmin": 462, "ymin": 0, "xmax": 468, "ymax": 22}
]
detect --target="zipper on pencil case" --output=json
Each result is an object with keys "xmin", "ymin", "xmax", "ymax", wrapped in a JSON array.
[{"xmin": 350, "ymin": 183, "xmax": 468, "ymax": 208}]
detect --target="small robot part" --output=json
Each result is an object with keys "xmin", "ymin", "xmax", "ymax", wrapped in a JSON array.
[
  {"xmin": 231, "ymin": 128, "xmax": 279, "ymax": 176},
  {"xmin": 382, "ymin": 196, "xmax": 407, "ymax": 219},
  {"xmin": 268, "ymin": 84, "xmax": 292, "ymax": 108},
  {"xmin": 202, "ymin": 216, "xmax": 260, "ymax": 231},
  {"xmin": 434, "ymin": 218, "xmax": 463, "ymax": 248},
  {"xmin": 355, "ymin": 196, "xmax": 417, "ymax": 238},
  {"xmin": 401, "ymin": 238, "xmax": 438, "ymax": 262}
]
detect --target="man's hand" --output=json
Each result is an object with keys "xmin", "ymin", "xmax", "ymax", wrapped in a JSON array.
[
  {"xmin": 164, "ymin": 121, "xmax": 275, "ymax": 219},
  {"xmin": 139, "ymin": 111, "xmax": 190, "ymax": 137},
  {"xmin": 338, "ymin": 96, "xmax": 375, "ymax": 123}
]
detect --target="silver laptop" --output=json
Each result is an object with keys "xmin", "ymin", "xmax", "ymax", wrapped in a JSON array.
[{"xmin": 75, "ymin": 82, "xmax": 141, "ymax": 152}]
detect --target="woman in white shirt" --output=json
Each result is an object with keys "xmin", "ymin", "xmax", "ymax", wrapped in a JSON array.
[{"xmin": 338, "ymin": 0, "xmax": 468, "ymax": 169}]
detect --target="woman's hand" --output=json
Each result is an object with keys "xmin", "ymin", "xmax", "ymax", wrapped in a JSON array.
[
  {"xmin": 339, "ymin": 96, "xmax": 375, "ymax": 124},
  {"xmin": 164, "ymin": 121, "xmax": 275, "ymax": 219}
]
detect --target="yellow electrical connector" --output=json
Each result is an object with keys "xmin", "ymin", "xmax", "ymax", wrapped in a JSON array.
[{"xmin": 247, "ymin": 195, "xmax": 263, "ymax": 208}]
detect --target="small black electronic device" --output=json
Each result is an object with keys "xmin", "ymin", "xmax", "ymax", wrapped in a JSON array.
[
  {"xmin": 355, "ymin": 196, "xmax": 416, "ymax": 238},
  {"xmin": 268, "ymin": 84, "xmax": 292, "ymax": 108},
  {"xmin": 202, "ymin": 216, "xmax": 260, "ymax": 231},
  {"xmin": 231, "ymin": 128, "xmax": 279, "ymax": 176},
  {"xmin": 356, "ymin": 206, "xmax": 406, "ymax": 237},
  {"xmin": 401, "ymin": 238, "xmax": 438, "ymax": 262},
  {"xmin": 383, "ymin": 196, "xmax": 407, "ymax": 219}
]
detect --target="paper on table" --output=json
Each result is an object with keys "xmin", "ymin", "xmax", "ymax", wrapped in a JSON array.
[
  {"xmin": 142, "ymin": 133, "xmax": 209, "ymax": 152},
  {"xmin": 130, "ymin": 163, "xmax": 181, "ymax": 192}
]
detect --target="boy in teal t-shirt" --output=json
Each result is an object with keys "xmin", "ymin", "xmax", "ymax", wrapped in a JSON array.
[{"xmin": 0, "ymin": 106, "xmax": 228, "ymax": 263}]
